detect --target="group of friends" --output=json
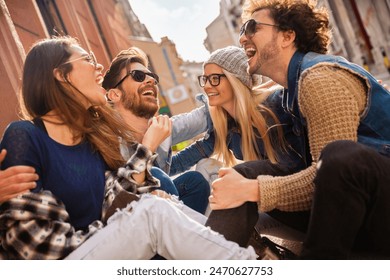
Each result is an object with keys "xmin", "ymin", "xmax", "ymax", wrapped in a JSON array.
[{"xmin": 0, "ymin": 0, "xmax": 389, "ymax": 260}]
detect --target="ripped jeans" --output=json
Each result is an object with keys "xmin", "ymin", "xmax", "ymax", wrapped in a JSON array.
[{"xmin": 65, "ymin": 194, "xmax": 256, "ymax": 260}]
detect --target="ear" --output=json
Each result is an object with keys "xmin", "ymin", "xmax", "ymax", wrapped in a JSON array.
[
  {"xmin": 107, "ymin": 88, "xmax": 122, "ymax": 103},
  {"xmin": 281, "ymin": 29, "xmax": 296, "ymax": 48},
  {"xmin": 53, "ymin": 68, "xmax": 67, "ymax": 82}
]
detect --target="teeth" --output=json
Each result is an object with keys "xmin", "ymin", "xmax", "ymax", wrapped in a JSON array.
[
  {"xmin": 245, "ymin": 48, "xmax": 256, "ymax": 58},
  {"xmin": 142, "ymin": 90, "xmax": 154, "ymax": 96},
  {"xmin": 207, "ymin": 93, "xmax": 219, "ymax": 97}
]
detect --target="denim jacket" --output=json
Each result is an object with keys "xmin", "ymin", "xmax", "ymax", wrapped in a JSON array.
[
  {"xmin": 286, "ymin": 51, "xmax": 390, "ymax": 157},
  {"xmin": 154, "ymin": 101, "xmax": 212, "ymax": 173},
  {"xmin": 170, "ymin": 91, "xmax": 310, "ymax": 176}
]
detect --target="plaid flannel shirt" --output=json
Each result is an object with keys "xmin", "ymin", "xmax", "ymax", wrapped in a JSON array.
[{"xmin": 0, "ymin": 143, "xmax": 159, "ymax": 259}]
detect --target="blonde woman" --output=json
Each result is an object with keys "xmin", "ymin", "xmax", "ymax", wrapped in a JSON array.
[
  {"xmin": 171, "ymin": 46, "xmax": 307, "ymax": 178},
  {"xmin": 170, "ymin": 46, "xmax": 310, "ymax": 247}
]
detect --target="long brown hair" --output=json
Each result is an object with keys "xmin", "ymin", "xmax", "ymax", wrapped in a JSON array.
[{"xmin": 21, "ymin": 36, "xmax": 136, "ymax": 170}]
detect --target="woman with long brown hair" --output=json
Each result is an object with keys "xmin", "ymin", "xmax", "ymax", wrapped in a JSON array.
[{"xmin": 0, "ymin": 36, "xmax": 258, "ymax": 260}]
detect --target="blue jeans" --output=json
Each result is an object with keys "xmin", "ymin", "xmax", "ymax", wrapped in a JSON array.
[
  {"xmin": 173, "ymin": 170, "xmax": 210, "ymax": 215},
  {"xmin": 151, "ymin": 167, "xmax": 179, "ymax": 196},
  {"xmin": 151, "ymin": 167, "xmax": 210, "ymax": 214}
]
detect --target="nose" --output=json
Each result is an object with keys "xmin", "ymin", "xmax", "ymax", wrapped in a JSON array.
[
  {"xmin": 239, "ymin": 33, "xmax": 248, "ymax": 47},
  {"xmin": 144, "ymin": 74, "xmax": 157, "ymax": 85},
  {"xmin": 96, "ymin": 62, "xmax": 104, "ymax": 71}
]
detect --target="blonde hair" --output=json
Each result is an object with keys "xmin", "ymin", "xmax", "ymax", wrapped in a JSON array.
[{"xmin": 209, "ymin": 70, "xmax": 284, "ymax": 167}]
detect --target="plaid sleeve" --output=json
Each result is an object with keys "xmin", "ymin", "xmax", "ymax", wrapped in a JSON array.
[
  {"xmin": 0, "ymin": 191, "xmax": 103, "ymax": 259},
  {"xmin": 102, "ymin": 143, "xmax": 160, "ymax": 220}
]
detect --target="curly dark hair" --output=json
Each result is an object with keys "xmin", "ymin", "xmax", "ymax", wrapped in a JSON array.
[{"xmin": 242, "ymin": 0, "xmax": 331, "ymax": 54}]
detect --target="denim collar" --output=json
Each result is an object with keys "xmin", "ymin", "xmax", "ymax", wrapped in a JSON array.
[{"xmin": 282, "ymin": 51, "xmax": 305, "ymax": 118}]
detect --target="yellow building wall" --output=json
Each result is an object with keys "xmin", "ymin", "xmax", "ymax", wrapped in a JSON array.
[{"xmin": 130, "ymin": 38, "xmax": 196, "ymax": 116}]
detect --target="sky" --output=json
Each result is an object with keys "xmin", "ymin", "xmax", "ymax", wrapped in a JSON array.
[{"xmin": 129, "ymin": 0, "xmax": 221, "ymax": 62}]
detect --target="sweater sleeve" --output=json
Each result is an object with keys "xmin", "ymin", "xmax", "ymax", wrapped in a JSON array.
[{"xmin": 258, "ymin": 65, "xmax": 367, "ymax": 212}]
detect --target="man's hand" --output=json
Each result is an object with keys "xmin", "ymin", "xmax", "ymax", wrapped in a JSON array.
[
  {"xmin": 0, "ymin": 149, "xmax": 38, "ymax": 203},
  {"xmin": 142, "ymin": 115, "xmax": 172, "ymax": 152},
  {"xmin": 209, "ymin": 167, "xmax": 259, "ymax": 210}
]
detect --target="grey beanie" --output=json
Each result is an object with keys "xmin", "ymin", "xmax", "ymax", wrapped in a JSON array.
[{"xmin": 204, "ymin": 46, "xmax": 256, "ymax": 89}]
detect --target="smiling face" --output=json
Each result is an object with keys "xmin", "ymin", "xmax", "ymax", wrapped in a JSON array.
[
  {"xmin": 117, "ymin": 62, "xmax": 160, "ymax": 119},
  {"xmin": 239, "ymin": 9, "xmax": 281, "ymax": 76},
  {"xmin": 65, "ymin": 45, "xmax": 107, "ymax": 108},
  {"xmin": 203, "ymin": 63, "xmax": 235, "ymax": 113}
]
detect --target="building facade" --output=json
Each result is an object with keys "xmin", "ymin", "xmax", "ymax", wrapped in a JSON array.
[
  {"xmin": 204, "ymin": 0, "xmax": 390, "ymax": 82},
  {"xmin": 0, "ymin": 0, "xmax": 197, "ymax": 134}
]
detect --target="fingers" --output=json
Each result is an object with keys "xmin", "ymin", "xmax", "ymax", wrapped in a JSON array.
[
  {"xmin": 217, "ymin": 167, "xmax": 231, "ymax": 178},
  {"xmin": 0, "ymin": 176, "xmax": 37, "ymax": 203},
  {"xmin": 209, "ymin": 180, "xmax": 220, "ymax": 209},
  {"xmin": 0, "ymin": 166, "xmax": 38, "ymax": 189},
  {"xmin": 208, "ymin": 194, "xmax": 217, "ymax": 209},
  {"xmin": 0, "ymin": 183, "xmax": 35, "ymax": 203},
  {"xmin": 157, "ymin": 115, "xmax": 171, "ymax": 131},
  {"xmin": 143, "ymin": 115, "xmax": 172, "ymax": 151},
  {"xmin": 208, "ymin": 194, "xmax": 226, "ymax": 210},
  {"xmin": 149, "ymin": 115, "xmax": 171, "ymax": 134},
  {"xmin": 0, "ymin": 165, "xmax": 37, "ymax": 180},
  {"xmin": 167, "ymin": 117, "xmax": 172, "ymax": 134},
  {"xmin": 0, "ymin": 149, "xmax": 6, "ymax": 163}
]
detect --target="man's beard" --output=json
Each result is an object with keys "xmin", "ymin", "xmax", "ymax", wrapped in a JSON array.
[
  {"xmin": 255, "ymin": 33, "xmax": 279, "ymax": 74},
  {"xmin": 122, "ymin": 93, "xmax": 159, "ymax": 119}
]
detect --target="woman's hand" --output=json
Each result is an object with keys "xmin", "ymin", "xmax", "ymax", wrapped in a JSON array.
[
  {"xmin": 142, "ymin": 115, "xmax": 172, "ymax": 152},
  {"xmin": 0, "ymin": 149, "xmax": 38, "ymax": 203}
]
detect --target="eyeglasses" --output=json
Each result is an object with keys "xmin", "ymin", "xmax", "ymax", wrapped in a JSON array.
[
  {"xmin": 113, "ymin": 70, "xmax": 160, "ymax": 88},
  {"xmin": 198, "ymin": 74, "xmax": 226, "ymax": 87},
  {"xmin": 239, "ymin": 19, "xmax": 279, "ymax": 38},
  {"xmin": 61, "ymin": 51, "xmax": 97, "ymax": 68}
]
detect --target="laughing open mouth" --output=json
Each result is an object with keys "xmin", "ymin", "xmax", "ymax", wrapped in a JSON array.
[{"xmin": 245, "ymin": 48, "xmax": 256, "ymax": 58}]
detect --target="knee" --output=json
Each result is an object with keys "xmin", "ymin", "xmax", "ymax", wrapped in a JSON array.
[
  {"xmin": 186, "ymin": 171, "xmax": 211, "ymax": 196},
  {"xmin": 137, "ymin": 195, "xmax": 171, "ymax": 215},
  {"xmin": 315, "ymin": 140, "xmax": 369, "ymax": 185},
  {"xmin": 320, "ymin": 141, "xmax": 369, "ymax": 168}
]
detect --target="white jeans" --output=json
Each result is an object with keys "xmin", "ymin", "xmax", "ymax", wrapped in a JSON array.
[
  {"xmin": 195, "ymin": 158, "xmax": 223, "ymax": 216},
  {"xmin": 65, "ymin": 194, "xmax": 256, "ymax": 260},
  {"xmin": 195, "ymin": 158, "xmax": 223, "ymax": 186}
]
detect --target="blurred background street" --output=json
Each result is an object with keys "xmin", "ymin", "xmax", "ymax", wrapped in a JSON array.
[{"xmin": 1, "ymin": 0, "xmax": 390, "ymax": 136}]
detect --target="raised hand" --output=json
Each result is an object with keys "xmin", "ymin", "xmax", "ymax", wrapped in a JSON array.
[{"xmin": 142, "ymin": 114, "xmax": 172, "ymax": 152}]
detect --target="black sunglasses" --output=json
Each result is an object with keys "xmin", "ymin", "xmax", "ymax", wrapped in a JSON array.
[
  {"xmin": 239, "ymin": 19, "xmax": 279, "ymax": 38},
  {"xmin": 114, "ymin": 70, "xmax": 159, "ymax": 88},
  {"xmin": 198, "ymin": 74, "xmax": 226, "ymax": 87}
]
